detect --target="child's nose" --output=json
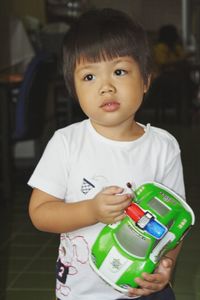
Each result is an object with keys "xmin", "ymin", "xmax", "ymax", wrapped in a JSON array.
[{"xmin": 99, "ymin": 81, "xmax": 116, "ymax": 95}]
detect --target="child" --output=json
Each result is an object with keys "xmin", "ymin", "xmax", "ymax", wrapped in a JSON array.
[{"xmin": 28, "ymin": 8, "xmax": 185, "ymax": 300}]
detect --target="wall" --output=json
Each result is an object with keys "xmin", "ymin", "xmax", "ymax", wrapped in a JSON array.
[
  {"xmin": 0, "ymin": 0, "xmax": 182, "ymax": 32},
  {"xmin": 0, "ymin": 0, "xmax": 46, "ymax": 24},
  {"xmin": 92, "ymin": 0, "xmax": 182, "ymax": 31},
  {"xmin": 10, "ymin": 0, "xmax": 46, "ymax": 23}
]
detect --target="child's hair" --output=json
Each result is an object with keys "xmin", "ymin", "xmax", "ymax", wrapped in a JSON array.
[{"xmin": 63, "ymin": 8, "xmax": 152, "ymax": 99}]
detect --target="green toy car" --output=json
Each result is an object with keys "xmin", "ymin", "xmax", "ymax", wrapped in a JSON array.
[{"xmin": 89, "ymin": 182, "xmax": 195, "ymax": 294}]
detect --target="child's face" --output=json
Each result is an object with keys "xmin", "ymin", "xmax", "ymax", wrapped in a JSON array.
[{"xmin": 74, "ymin": 55, "xmax": 149, "ymax": 135}]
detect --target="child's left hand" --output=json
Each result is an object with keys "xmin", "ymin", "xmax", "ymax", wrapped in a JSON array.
[{"xmin": 128, "ymin": 256, "xmax": 173, "ymax": 297}]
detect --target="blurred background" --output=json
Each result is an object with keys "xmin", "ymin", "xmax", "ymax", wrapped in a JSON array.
[{"xmin": 0, "ymin": 1, "xmax": 200, "ymax": 299}]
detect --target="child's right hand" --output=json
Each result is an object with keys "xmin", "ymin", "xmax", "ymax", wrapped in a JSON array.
[{"xmin": 91, "ymin": 186, "xmax": 132, "ymax": 224}]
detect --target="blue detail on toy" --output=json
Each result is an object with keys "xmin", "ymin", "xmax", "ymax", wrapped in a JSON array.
[{"xmin": 145, "ymin": 219, "xmax": 166, "ymax": 239}]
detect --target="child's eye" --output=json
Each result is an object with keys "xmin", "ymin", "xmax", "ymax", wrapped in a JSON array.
[
  {"xmin": 83, "ymin": 74, "xmax": 95, "ymax": 81},
  {"xmin": 114, "ymin": 69, "xmax": 127, "ymax": 76}
]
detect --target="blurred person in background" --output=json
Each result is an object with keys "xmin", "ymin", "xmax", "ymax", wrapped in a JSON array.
[{"xmin": 145, "ymin": 24, "xmax": 197, "ymax": 122}]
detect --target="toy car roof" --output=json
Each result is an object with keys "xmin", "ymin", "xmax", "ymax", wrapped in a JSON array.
[{"xmin": 133, "ymin": 182, "xmax": 195, "ymax": 225}]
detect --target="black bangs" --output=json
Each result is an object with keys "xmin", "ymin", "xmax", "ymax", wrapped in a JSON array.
[{"xmin": 75, "ymin": 35, "xmax": 137, "ymax": 64}]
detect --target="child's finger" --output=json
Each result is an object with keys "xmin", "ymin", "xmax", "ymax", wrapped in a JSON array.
[
  {"xmin": 161, "ymin": 257, "xmax": 174, "ymax": 268},
  {"xmin": 102, "ymin": 186, "xmax": 124, "ymax": 195},
  {"xmin": 113, "ymin": 212, "xmax": 126, "ymax": 223}
]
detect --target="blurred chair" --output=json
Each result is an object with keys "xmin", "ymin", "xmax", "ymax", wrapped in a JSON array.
[
  {"xmin": 0, "ymin": 51, "xmax": 54, "ymax": 200},
  {"xmin": 12, "ymin": 51, "xmax": 55, "ymax": 163}
]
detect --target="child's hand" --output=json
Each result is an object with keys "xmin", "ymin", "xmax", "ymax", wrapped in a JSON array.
[
  {"xmin": 91, "ymin": 186, "xmax": 132, "ymax": 224},
  {"xmin": 128, "ymin": 256, "xmax": 174, "ymax": 297}
]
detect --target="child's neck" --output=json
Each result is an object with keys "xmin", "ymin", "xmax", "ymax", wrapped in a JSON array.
[{"xmin": 90, "ymin": 119, "xmax": 145, "ymax": 141}]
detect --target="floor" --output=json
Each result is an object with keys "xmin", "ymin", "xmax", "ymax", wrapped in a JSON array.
[
  {"xmin": 0, "ymin": 118, "xmax": 200, "ymax": 300},
  {"xmin": 0, "ymin": 166, "xmax": 59, "ymax": 300}
]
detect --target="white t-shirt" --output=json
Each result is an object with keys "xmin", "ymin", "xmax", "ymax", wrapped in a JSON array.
[{"xmin": 28, "ymin": 119, "xmax": 185, "ymax": 300}]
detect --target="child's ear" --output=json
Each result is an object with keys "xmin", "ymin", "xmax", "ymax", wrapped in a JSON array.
[{"xmin": 144, "ymin": 75, "xmax": 152, "ymax": 93}]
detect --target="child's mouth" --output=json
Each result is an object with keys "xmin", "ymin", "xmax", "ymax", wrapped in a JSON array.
[{"xmin": 100, "ymin": 101, "xmax": 120, "ymax": 112}]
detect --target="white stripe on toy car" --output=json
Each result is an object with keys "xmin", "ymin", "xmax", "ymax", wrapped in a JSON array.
[{"xmin": 99, "ymin": 246, "xmax": 132, "ymax": 282}]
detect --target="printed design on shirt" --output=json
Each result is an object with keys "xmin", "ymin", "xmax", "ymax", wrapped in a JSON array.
[
  {"xmin": 81, "ymin": 175, "xmax": 108, "ymax": 196},
  {"xmin": 81, "ymin": 178, "xmax": 95, "ymax": 194},
  {"xmin": 56, "ymin": 259, "xmax": 69, "ymax": 283},
  {"xmin": 56, "ymin": 233, "xmax": 89, "ymax": 298}
]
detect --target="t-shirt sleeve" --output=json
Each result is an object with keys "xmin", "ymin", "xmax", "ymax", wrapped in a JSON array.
[
  {"xmin": 28, "ymin": 131, "xmax": 69, "ymax": 199},
  {"xmin": 161, "ymin": 136, "xmax": 185, "ymax": 200}
]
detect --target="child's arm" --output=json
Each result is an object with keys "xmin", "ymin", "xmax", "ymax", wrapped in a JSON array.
[
  {"xmin": 29, "ymin": 186, "xmax": 132, "ymax": 233},
  {"xmin": 128, "ymin": 242, "xmax": 182, "ymax": 297}
]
